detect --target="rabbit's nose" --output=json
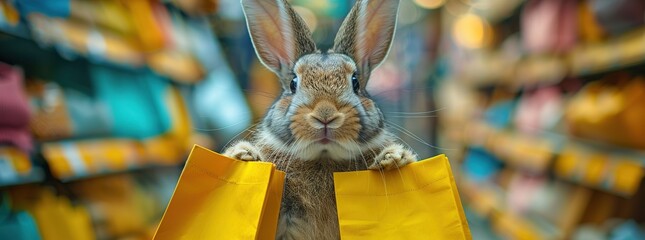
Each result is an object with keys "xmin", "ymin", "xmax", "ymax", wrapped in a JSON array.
[
  {"xmin": 307, "ymin": 101, "xmax": 345, "ymax": 129},
  {"xmin": 308, "ymin": 113, "xmax": 345, "ymax": 129}
]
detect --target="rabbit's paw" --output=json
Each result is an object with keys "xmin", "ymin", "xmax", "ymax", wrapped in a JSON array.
[
  {"xmin": 369, "ymin": 144, "xmax": 417, "ymax": 170},
  {"xmin": 223, "ymin": 141, "xmax": 263, "ymax": 161}
]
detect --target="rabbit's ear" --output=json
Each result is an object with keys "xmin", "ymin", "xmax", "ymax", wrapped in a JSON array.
[
  {"xmin": 242, "ymin": 0, "xmax": 316, "ymax": 78},
  {"xmin": 333, "ymin": 0, "xmax": 399, "ymax": 79}
]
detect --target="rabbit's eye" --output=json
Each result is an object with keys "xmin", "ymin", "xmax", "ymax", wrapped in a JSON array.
[
  {"xmin": 352, "ymin": 72, "xmax": 359, "ymax": 93},
  {"xmin": 290, "ymin": 76, "xmax": 298, "ymax": 93}
]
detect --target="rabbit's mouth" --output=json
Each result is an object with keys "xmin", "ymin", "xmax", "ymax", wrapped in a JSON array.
[
  {"xmin": 319, "ymin": 138, "xmax": 332, "ymax": 144},
  {"xmin": 292, "ymin": 138, "xmax": 356, "ymax": 161},
  {"xmin": 318, "ymin": 127, "xmax": 335, "ymax": 144},
  {"xmin": 311, "ymin": 136, "xmax": 338, "ymax": 146}
]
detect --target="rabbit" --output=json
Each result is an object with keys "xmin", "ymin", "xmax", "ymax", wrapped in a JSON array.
[{"xmin": 223, "ymin": 0, "xmax": 417, "ymax": 239}]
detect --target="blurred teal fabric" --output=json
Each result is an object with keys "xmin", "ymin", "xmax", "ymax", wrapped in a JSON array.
[
  {"xmin": 91, "ymin": 66, "xmax": 171, "ymax": 139},
  {"xmin": 14, "ymin": 0, "xmax": 70, "ymax": 17},
  {"xmin": 0, "ymin": 193, "xmax": 41, "ymax": 240}
]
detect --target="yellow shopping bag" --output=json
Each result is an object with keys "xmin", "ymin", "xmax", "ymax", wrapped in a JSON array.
[
  {"xmin": 334, "ymin": 154, "xmax": 471, "ymax": 239},
  {"xmin": 153, "ymin": 145, "xmax": 285, "ymax": 239}
]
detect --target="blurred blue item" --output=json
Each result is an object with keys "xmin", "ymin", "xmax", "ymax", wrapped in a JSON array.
[
  {"xmin": 185, "ymin": 17, "xmax": 218, "ymax": 73},
  {"xmin": 462, "ymin": 147, "xmax": 503, "ymax": 182},
  {"xmin": 216, "ymin": 0, "xmax": 244, "ymax": 20},
  {"xmin": 64, "ymin": 89, "xmax": 112, "ymax": 138},
  {"xmin": 463, "ymin": 205, "xmax": 502, "ymax": 240},
  {"xmin": 0, "ymin": 193, "xmax": 41, "ymax": 240},
  {"xmin": 192, "ymin": 66, "xmax": 252, "ymax": 143},
  {"xmin": 188, "ymin": 24, "xmax": 252, "ymax": 144},
  {"xmin": 484, "ymin": 100, "xmax": 516, "ymax": 129},
  {"xmin": 610, "ymin": 220, "xmax": 645, "ymax": 240},
  {"xmin": 91, "ymin": 66, "xmax": 171, "ymax": 139},
  {"xmin": 14, "ymin": 0, "xmax": 70, "ymax": 17},
  {"xmin": 0, "ymin": 212, "xmax": 41, "ymax": 240}
]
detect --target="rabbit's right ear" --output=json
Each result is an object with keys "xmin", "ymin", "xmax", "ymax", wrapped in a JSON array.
[
  {"xmin": 333, "ymin": 0, "xmax": 400, "ymax": 86},
  {"xmin": 241, "ymin": 0, "xmax": 316, "ymax": 81}
]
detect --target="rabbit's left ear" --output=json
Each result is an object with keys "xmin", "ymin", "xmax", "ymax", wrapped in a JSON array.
[
  {"xmin": 242, "ymin": 0, "xmax": 316, "ymax": 82},
  {"xmin": 333, "ymin": 0, "xmax": 399, "ymax": 82}
]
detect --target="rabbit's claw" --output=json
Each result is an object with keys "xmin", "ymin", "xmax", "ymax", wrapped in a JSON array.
[
  {"xmin": 369, "ymin": 144, "xmax": 417, "ymax": 170},
  {"xmin": 224, "ymin": 141, "xmax": 263, "ymax": 161}
]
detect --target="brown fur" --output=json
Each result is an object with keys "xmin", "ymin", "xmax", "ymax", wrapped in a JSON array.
[{"xmin": 259, "ymin": 147, "xmax": 381, "ymax": 239}]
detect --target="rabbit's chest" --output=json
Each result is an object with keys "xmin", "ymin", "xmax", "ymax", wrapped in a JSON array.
[{"xmin": 274, "ymin": 160, "xmax": 356, "ymax": 239}]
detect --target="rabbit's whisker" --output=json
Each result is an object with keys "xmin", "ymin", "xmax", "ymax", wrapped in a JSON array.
[
  {"xmin": 242, "ymin": 89, "xmax": 280, "ymax": 99},
  {"xmin": 220, "ymin": 122, "xmax": 262, "ymax": 152},
  {"xmin": 383, "ymin": 107, "xmax": 447, "ymax": 115},
  {"xmin": 384, "ymin": 120, "xmax": 456, "ymax": 151},
  {"xmin": 384, "ymin": 115, "xmax": 438, "ymax": 119}
]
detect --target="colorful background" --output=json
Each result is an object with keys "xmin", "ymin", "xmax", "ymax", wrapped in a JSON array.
[{"xmin": 0, "ymin": 0, "xmax": 644, "ymax": 239}]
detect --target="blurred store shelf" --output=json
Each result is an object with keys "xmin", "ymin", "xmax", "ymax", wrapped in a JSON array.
[
  {"xmin": 0, "ymin": 147, "xmax": 44, "ymax": 188},
  {"xmin": 39, "ymin": 131, "xmax": 214, "ymax": 182},
  {"xmin": 460, "ymin": 178, "xmax": 557, "ymax": 240},
  {"xmin": 0, "ymin": 21, "xmax": 31, "ymax": 39},
  {"xmin": 442, "ymin": 0, "xmax": 645, "ymax": 239},
  {"xmin": 460, "ymin": 172, "xmax": 600, "ymax": 240},
  {"xmin": 569, "ymin": 29, "xmax": 645, "ymax": 77},
  {"xmin": 0, "ymin": 2, "xmax": 213, "ymax": 83},
  {"xmin": 0, "ymin": 169, "xmax": 45, "ymax": 188},
  {"xmin": 461, "ymin": 121, "xmax": 645, "ymax": 197},
  {"xmin": 459, "ymin": 28, "xmax": 645, "ymax": 88}
]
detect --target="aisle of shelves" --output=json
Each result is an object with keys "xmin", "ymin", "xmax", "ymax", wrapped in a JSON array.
[
  {"xmin": 0, "ymin": 1, "xmax": 244, "ymax": 239},
  {"xmin": 436, "ymin": 0, "xmax": 645, "ymax": 239}
]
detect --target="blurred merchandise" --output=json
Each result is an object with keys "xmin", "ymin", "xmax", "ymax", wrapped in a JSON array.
[
  {"xmin": 1, "ymin": 0, "xmax": 243, "ymax": 238},
  {"xmin": 566, "ymin": 76, "xmax": 645, "ymax": 149},
  {"xmin": 437, "ymin": 0, "xmax": 645, "ymax": 239},
  {"xmin": 63, "ymin": 88, "xmax": 112, "ymax": 138},
  {"xmin": 514, "ymin": 86, "xmax": 563, "ymax": 135},
  {"xmin": 521, "ymin": 0, "xmax": 577, "ymax": 54},
  {"xmin": 588, "ymin": 0, "xmax": 645, "ymax": 36},
  {"xmin": 10, "ymin": 187, "xmax": 95, "ymax": 240},
  {"xmin": 13, "ymin": 0, "xmax": 70, "ymax": 18},
  {"xmin": 0, "ymin": 0, "xmax": 642, "ymax": 239},
  {"xmin": 0, "ymin": 62, "xmax": 32, "ymax": 152},
  {"xmin": 90, "ymin": 66, "xmax": 171, "ymax": 139},
  {"xmin": 26, "ymin": 82, "xmax": 74, "ymax": 141},
  {"xmin": 69, "ymin": 175, "xmax": 153, "ymax": 239},
  {"xmin": 171, "ymin": 0, "xmax": 219, "ymax": 16},
  {"xmin": 462, "ymin": 147, "xmax": 503, "ymax": 182},
  {"xmin": 0, "ymin": 192, "xmax": 41, "ymax": 240},
  {"xmin": 577, "ymin": 0, "xmax": 604, "ymax": 43}
]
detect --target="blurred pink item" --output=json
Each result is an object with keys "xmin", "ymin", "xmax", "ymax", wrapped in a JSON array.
[
  {"xmin": 507, "ymin": 173, "xmax": 546, "ymax": 214},
  {"xmin": 521, "ymin": 0, "xmax": 577, "ymax": 53},
  {"xmin": 0, "ymin": 62, "xmax": 32, "ymax": 152},
  {"xmin": 515, "ymin": 87, "xmax": 563, "ymax": 135}
]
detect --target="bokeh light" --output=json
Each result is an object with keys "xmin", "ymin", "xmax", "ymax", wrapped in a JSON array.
[{"xmin": 452, "ymin": 13, "xmax": 490, "ymax": 49}]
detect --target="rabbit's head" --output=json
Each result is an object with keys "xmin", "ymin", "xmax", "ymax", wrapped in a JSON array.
[{"xmin": 242, "ymin": 0, "xmax": 400, "ymax": 160}]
